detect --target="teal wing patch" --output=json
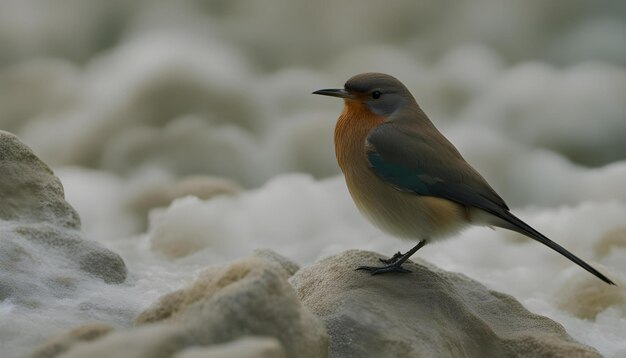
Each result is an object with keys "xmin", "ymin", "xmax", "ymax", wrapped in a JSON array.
[
  {"xmin": 366, "ymin": 152, "xmax": 439, "ymax": 195},
  {"xmin": 365, "ymin": 122, "xmax": 509, "ymax": 212}
]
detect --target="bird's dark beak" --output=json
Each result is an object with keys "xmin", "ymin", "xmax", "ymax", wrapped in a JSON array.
[{"xmin": 312, "ymin": 88, "xmax": 354, "ymax": 99}]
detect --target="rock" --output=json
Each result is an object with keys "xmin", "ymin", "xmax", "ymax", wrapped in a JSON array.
[
  {"xmin": 30, "ymin": 323, "xmax": 114, "ymax": 358},
  {"xmin": 0, "ymin": 130, "xmax": 127, "ymax": 307},
  {"xmin": 58, "ymin": 325, "xmax": 183, "ymax": 358},
  {"xmin": 172, "ymin": 337, "xmax": 286, "ymax": 358},
  {"xmin": 290, "ymin": 250, "xmax": 601, "ymax": 358},
  {"xmin": 0, "ymin": 130, "xmax": 79, "ymax": 228},
  {"xmin": 253, "ymin": 248, "xmax": 300, "ymax": 276},
  {"xmin": 57, "ymin": 251, "xmax": 328, "ymax": 358},
  {"xmin": 77, "ymin": 246, "xmax": 128, "ymax": 284}
]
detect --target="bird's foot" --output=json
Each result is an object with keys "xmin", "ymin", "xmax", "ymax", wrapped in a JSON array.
[
  {"xmin": 355, "ymin": 262, "xmax": 411, "ymax": 275},
  {"xmin": 379, "ymin": 251, "xmax": 404, "ymax": 264}
]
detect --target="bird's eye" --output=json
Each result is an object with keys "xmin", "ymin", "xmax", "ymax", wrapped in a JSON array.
[{"xmin": 372, "ymin": 91, "xmax": 381, "ymax": 99}]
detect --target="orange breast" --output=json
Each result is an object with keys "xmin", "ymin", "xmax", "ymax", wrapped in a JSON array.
[
  {"xmin": 333, "ymin": 100, "xmax": 468, "ymax": 240},
  {"xmin": 334, "ymin": 100, "xmax": 385, "ymax": 174}
]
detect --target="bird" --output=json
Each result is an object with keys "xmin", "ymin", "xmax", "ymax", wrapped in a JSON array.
[{"xmin": 313, "ymin": 72, "xmax": 614, "ymax": 285}]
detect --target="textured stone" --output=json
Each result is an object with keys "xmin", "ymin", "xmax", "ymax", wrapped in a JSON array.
[
  {"xmin": 0, "ymin": 130, "xmax": 79, "ymax": 228},
  {"xmin": 172, "ymin": 337, "xmax": 286, "ymax": 358},
  {"xmin": 58, "ymin": 251, "xmax": 327, "ymax": 358},
  {"xmin": 0, "ymin": 130, "xmax": 127, "ymax": 307},
  {"xmin": 31, "ymin": 323, "xmax": 114, "ymax": 358},
  {"xmin": 290, "ymin": 250, "xmax": 601, "ymax": 358}
]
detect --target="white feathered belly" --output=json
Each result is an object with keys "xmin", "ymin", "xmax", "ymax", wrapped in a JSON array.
[{"xmin": 344, "ymin": 167, "xmax": 470, "ymax": 241}]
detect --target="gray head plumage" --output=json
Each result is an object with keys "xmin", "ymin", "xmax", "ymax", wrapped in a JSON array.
[{"xmin": 344, "ymin": 72, "xmax": 417, "ymax": 117}]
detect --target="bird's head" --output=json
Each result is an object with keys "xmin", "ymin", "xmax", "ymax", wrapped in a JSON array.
[{"xmin": 313, "ymin": 72, "xmax": 416, "ymax": 118}]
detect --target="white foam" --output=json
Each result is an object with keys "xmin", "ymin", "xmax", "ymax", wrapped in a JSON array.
[{"xmin": 1, "ymin": 1, "xmax": 626, "ymax": 356}]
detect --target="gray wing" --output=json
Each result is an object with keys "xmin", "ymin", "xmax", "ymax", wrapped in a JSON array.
[
  {"xmin": 366, "ymin": 121, "xmax": 615, "ymax": 285},
  {"xmin": 365, "ymin": 121, "xmax": 509, "ymax": 213}
]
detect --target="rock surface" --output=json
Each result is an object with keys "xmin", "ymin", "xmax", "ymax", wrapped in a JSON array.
[
  {"xmin": 172, "ymin": 337, "xmax": 286, "ymax": 358},
  {"xmin": 31, "ymin": 323, "xmax": 114, "ymax": 358},
  {"xmin": 290, "ymin": 250, "xmax": 602, "ymax": 358},
  {"xmin": 0, "ymin": 130, "xmax": 127, "ymax": 306},
  {"xmin": 55, "ymin": 251, "xmax": 328, "ymax": 358},
  {"xmin": 0, "ymin": 130, "xmax": 79, "ymax": 227}
]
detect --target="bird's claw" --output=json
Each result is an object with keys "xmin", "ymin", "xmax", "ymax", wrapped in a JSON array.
[
  {"xmin": 378, "ymin": 251, "xmax": 404, "ymax": 264},
  {"xmin": 355, "ymin": 263, "xmax": 412, "ymax": 275}
]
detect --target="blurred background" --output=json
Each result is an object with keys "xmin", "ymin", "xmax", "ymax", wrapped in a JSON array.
[
  {"xmin": 2, "ymin": 1, "xmax": 626, "ymax": 356},
  {"xmin": 2, "ymin": 0, "xmax": 625, "ymax": 241}
]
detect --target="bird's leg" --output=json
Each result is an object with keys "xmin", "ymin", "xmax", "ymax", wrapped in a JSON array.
[
  {"xmin": 356, "ymin": 240, "xmax": 427, "ymax": 275},
  {"xmin": 379, "ymin": 251, "xmax": 404, "ymax": 264}
]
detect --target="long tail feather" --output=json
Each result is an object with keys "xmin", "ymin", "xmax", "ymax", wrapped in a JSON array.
[{"xmin": 495, "ymin": 210, "xmax": 615, "ymax": 285}]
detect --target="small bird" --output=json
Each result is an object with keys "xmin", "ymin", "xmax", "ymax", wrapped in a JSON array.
[{"xmin": 313, "ymin": 72, "xmax": 614, "ymax": 285}]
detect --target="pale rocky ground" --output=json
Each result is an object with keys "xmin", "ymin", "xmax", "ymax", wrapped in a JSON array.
[
  {"xmin": 0, "ymin": 130, "xmax": 611, "ymax": 358},
  {"xmin": 1, "ymin": 1, "xmax": 626, "ymax": 357},
  {"xmin": 291, "ymin": 251, "xmax": 602, "ymax": 358},
  {"xmin": 0, "ymin": 131, "xmax": 126, "ymax": 307}
]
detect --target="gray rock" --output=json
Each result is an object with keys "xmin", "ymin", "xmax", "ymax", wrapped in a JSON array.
[
  {"xmin": 172, "ymin": 337, "xmax": 286, "ymax": 358},
  {"xmin": 0, "ymin": 130, "xmax": 127, "ymax": 307},
  {"xmin": 290, "ymin": 250, "xmax": 601, "ymax": 358},
  {"xmin": 30, "ymin": 323, "xmax": 114, "ymax": 358},
  {"xmin": 253, "ymin": 248, "xmax": 300, "ymax": 276},
  {"xmin": 58, "ymin": 251, "xmax": 328, "ymax": 358},
  {"xmin": 0, "ymin": 130, "xmax": 79, "ymax": 228}
]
